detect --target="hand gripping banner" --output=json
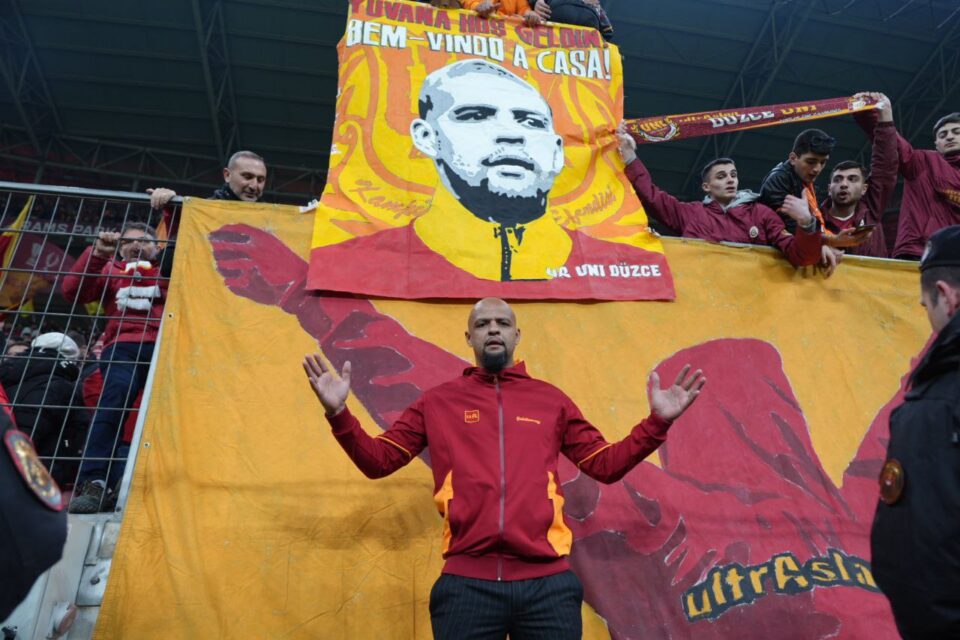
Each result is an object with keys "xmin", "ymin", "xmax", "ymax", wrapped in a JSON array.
[{"xmin": 306, "ymin": 0, "xmax": 675, "ymax": 301}]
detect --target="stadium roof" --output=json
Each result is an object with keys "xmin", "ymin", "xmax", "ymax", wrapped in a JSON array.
[{"xmin": 1, "ymin": 0, "xmax": 958, "ymax": 206}]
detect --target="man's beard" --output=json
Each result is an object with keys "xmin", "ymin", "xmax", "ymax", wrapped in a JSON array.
[
  {"xmin": 440, "ymin": 160, "xmax": 549, "ymax": 226},
  {"xmin": 481, "ymin": 348, "xmax": 509, "ymax": 373}
]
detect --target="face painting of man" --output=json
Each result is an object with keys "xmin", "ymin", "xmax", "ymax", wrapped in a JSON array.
[{"xmin": 411, "ymin": 60, "xmax": 565, "ymax": 226}]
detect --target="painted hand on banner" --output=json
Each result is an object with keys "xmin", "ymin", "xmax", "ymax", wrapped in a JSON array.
[
  {"xmin": 303, "ymin": 355, "xmax": 351, "ymax": 416},
  {"xmin": 210, "ymin": 224, "xmax": 468, "ymax": 436},
  {"xmin": 648, "ymin": 364, "xmax": 705, "ymax": 421}
]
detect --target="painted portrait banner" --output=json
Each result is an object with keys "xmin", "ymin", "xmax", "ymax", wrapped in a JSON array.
[
  {"xmin": 96, "ymin": 201, "xmax": 927, "ymax": 639},
  {"xmin": 625, "ymin": 95, "xmax": 881, "ymax": 145},
  {"xmin": 307, "ymin": 0, "xmax": 675, "ymax": 301}
]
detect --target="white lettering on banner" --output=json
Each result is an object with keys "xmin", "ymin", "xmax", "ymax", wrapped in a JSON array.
[
  {"xmin": 535, "ymin": 49, "xmax": 607, "ymax": 79},
  {"xmin": 343, "ymin": 17, "xmax": 607, "ymax": 78},
  {"xmin": 708, "ymin": 111, "xmax": 776, "ymax": 129},
  {"xmin": 547, "ymin": 264, "xmax": 661, "ymax": 279},
  {"xmin": 425, "ymin": 32, "xmax": 506, "ymax": 62},
  {"xmin": 512, "ymin": 44, "xmax": 529, "ymax": 69},
  {"xmin": 575, "ymin": 264, "xmax": 606, "ymax": 277},
  {"xmin": 609, "ymin": 264, "xmax": 661, "ymax": 278},
  {"xmin": 345, "ymin": 19, "xmax": 407, "ymax": 49}
]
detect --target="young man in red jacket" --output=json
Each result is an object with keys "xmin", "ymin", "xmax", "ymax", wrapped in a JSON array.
[
  {"xmin": 61, "ymin": 222, "xmax": 167, "ymax": 512},
  {"xmin": 857, "ymin": 101, "xmax": 960, "ymax": 259},
  {"xmin": 820, "ymin": 93, "xmax": 899, "ymax": 258},
  {"xmin": 302, "ymin": 297, "xmax": 705, "ymax": 639}
]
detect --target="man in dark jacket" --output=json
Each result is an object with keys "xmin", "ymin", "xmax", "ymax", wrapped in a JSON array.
[
  {"xmin": 301, "ymin": 297, "xmax": 705, "ymax": 639},
  {"xmin": 146, "ymin": 150, "xmax": 268, "ymax": 208},
  {"xmin": 820, "ymin": 93, "xmax": 898, "ymax": 258},
  {"xmin": 0, "ymin": 381, "xmax": 67, "ymax": 620},
  {"xmin": 759, "ymin": 127, "xmax": 836, "ymax": 230},
  {"xmin": 532, "ymin": 0, "xmax": 614, "ymax": 41},
  {"xmin": 616, "ymin": 126, "xmax": 825, "ymax": 269},
  {"xmin": 871, "ymin": 225, "xmax": 960, "ymax": 639},
  {"xmin": 759, "ymin": 127, "xmax": 848, "ymax": 273},
  {"xmin": 0, "ymin": 332, "xmax": 89, "ymax": 487}
]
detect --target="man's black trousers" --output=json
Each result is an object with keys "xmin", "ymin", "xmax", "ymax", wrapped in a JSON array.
[{"xmin": 429, "ymin": 570, "xmax": 583, "ymax": 640}]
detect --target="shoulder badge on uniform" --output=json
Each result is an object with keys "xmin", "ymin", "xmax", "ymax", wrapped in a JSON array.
[
  {"xmin": 4, "ymin": 429, "xmax": 64, "ymax": 511},
  {"xmin": 878, "ymin": 458, "xmax": 904, "ymax": 505}
]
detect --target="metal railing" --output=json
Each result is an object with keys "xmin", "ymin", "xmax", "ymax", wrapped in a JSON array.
[{"xmin": 0, "ymin": 181, "xmax": 180, "ymax": 513}]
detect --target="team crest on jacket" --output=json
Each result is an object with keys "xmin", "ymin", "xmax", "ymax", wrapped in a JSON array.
[
  {"xmin": 4, "ymin": 429, "xmax": 63, "ymax": 511},
  {"xmin": 464, "ymin": 410, "xmax": 480, "ymax": 423}
]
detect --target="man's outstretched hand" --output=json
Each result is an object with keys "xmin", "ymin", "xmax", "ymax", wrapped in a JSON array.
[
  {"xmin": 303, "ymin": 355, "xmax": 352, "ymax": 416},
  {"xmin": 649, "ymin": 364, "xmax": 705, "ymax": 421}
]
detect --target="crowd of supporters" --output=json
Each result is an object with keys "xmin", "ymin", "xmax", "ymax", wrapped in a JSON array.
[
  {"xmin": 417, "ymin": 0, "xmax": 614, "ymax": 38},
  {"xmin": 619, "ymin": 93, "xmax": 960, "ymax": 273}
]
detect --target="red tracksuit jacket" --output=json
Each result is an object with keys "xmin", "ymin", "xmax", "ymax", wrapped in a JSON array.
[
  {"xmin": 856, "ymin": 113, "xmax": 960, "ymax": 258},
  {"xmin": 326, "ymin": 362, "xmax": 673, "ymax": 581},
  {"xmin": 61, "ymin": 245, "xmax": 166, "ymax": 347}
]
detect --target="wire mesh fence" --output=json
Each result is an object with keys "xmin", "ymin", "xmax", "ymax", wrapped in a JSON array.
[{"xmin": 0, "ymin": 181, "xmax": 180, "ymax": 515}]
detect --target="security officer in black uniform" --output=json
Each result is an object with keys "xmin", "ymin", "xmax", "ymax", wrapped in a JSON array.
[
  {"xmin": 0, "ymin": 382, "xmax": 67, "ymax": 620},
  {"xmin": 871, "ymin": 225, "xmax": 960, "ymax": 639}
]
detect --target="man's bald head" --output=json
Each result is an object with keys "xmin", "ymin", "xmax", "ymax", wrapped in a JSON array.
[
  {"xmin": 468, "ymin": 297, "xmax": 515, "ymax": 328},
  {"xmin": 465, "ymin": 298, "xmax": 520, "ymax": 373}
]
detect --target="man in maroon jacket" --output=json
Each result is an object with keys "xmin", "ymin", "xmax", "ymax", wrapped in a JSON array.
[
  {"xmin": 302, "ymin": 297, "xmax": 705, "ymax": 640},
  {"xmin": 856, "ymin": 98, "xmax": 960, "ymax": 259},
  {"xmin": 616, "ymin": 124, "xmax": 843, "ymax": 272},
  {"xmin": 820, "ymin": 93, "xmax": 899, "ymax": 258}
]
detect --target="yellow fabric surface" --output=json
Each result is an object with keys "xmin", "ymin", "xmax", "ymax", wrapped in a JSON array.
[{"xmin": 95, "ymin": 200, "xmax": 926, "ymax": 638}]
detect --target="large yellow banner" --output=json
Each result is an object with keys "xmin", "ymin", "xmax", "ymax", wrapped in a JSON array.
[
  {"xmin": 307, "ymin": 0, "xmax": 673, "ymax": 301},
  {"xmin": 97, "ymin": 200, "xmax": 926, "ymax": 639}
]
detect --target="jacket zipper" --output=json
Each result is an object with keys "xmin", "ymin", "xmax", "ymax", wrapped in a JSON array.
[{"xmin": 496, "ymin": 377, "xmax": 506, "ymax": 581}]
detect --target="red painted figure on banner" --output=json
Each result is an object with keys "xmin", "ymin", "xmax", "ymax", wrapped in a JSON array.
[{"xmin": 209, "ymin": 223, "xmax": 900, "ymax": 638}]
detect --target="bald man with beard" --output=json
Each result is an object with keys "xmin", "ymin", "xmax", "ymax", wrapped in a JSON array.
[{"xmin": 302, "ymin": 298, "xmax": 705, "ymax": 639}]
